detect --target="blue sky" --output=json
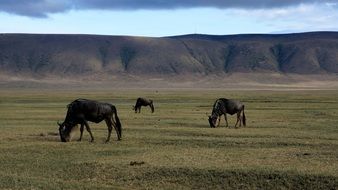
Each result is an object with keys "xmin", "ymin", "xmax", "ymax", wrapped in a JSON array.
[{"xmin": 0, "ymin": 0, "xmax": 338, "ymax": 37}]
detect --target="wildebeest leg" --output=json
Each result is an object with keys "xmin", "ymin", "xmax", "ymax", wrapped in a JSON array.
[
  {"xmin": 84, "ymin": 121, "xmax": 94, "ymax": 142},
  {"xmin": 139, "ymin": 106, "xmax": 141, "ymax": 113},
  {"xmin": 217, "ymin": 116, "xmax": 221, "ymax": 127},
  {"xmin": 224, "ymin": 114, "xmax": 229, "ymax": 128},
  {"xmin": 77, "ymin": 124, "xmax": 84, "ymax": 141},
  {"xmin": 104, "ymin": 119, "xmax": 113, "ymax": 143},
  {"xmin": 235, "ymin": 112, "xmax": 241, "ymax": 128},
  {"xmin": 239, "ymin": 110, "xmax": 243, "ymax": 127}
]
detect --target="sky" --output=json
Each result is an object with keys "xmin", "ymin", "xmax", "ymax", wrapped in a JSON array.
[{"xmin": 0, "ymin": 0, "xmax": 338, "ymax": 37}]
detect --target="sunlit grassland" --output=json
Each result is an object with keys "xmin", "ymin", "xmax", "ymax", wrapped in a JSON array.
[{"xmin": 0, "ymin": 89, "xmax": 337, "ymax": 189}]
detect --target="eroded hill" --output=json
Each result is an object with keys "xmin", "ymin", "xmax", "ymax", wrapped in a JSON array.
[{"xmin": 1, "ymin": 32, "xmax": 338, "ymax": 78}]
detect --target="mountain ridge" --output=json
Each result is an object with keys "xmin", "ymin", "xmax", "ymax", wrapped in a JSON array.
[{"xmin": 1, "ymin": 32, "xmax": 338, "ymax": 79}]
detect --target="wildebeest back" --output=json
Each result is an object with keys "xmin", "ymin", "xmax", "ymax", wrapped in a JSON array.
[
  {"xmin": 221, "ymin": 98, "xmax": 244, "ymax": 115},
  {"xmin": 67, "ymin": 99, "xmax": 113, "ymax": 123}
]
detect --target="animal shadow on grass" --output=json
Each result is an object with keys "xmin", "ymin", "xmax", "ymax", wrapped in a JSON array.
[
  {"xmin": 28, "ymin": 132, "xmax": 60, "ymax": 142},
  {"xmin": 130, "ymin": 161, "xmax": 145, "ymax": 166}
]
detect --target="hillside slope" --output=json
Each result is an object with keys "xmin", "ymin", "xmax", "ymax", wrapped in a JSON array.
[{"xmin": 1, "ymin": 32, "xmax": 338, "ymax": 78}]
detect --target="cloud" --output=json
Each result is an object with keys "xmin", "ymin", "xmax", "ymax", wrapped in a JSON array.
[
  {"xmin": 0, "ymin": 0, "xmax": 70, "ymax": 17},
  {"xmin": 0, "ymin": 0, "xmax": 336, "ymax": 18},
  {"xmin": 229, "ymin": 3, "xmax": 338, "ymax": 33},
  {"xmin": 72, "ymin": 0, "xmax": 335, "ymax": 10}
]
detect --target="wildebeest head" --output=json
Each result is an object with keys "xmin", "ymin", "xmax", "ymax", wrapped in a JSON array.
[
  {"xmin": 57, "ymin": 121, "xmax": 71, "ymax": 142},
  {"xmin": 208, "ymin": 115, "xmax": 217, "ymax": 128}
]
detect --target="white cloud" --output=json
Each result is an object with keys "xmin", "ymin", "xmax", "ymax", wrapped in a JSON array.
[{"xmin": 227, "ymin": 3, "xmax": 338, "ymax": 33}]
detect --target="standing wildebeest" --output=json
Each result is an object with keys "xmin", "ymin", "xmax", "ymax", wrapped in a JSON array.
[
  {"xmin": 57, "ymin": 99, "xmax": 122, "ymax": 142},
  {"xmin": 133, "ymin": 97, "xmax": 154, "ymax": 113},
  {"xmin": 208, "ymin": 98, "xmax": 246, "ymax": 128}
]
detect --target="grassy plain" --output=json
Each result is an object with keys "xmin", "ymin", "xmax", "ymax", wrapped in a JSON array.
[{"xmin": 0, "ymin": 88, "xmax": 337, "ymax": 189}]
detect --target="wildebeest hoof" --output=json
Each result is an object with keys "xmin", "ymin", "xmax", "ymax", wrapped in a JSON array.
[{"xmin": 77, "ymin": 138, "xmax": 82, "ymax": 142}]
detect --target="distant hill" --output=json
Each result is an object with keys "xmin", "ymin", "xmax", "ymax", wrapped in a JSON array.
[{"xmin": 1, "ymin": 32, "xmax": 338, "ymax": 78}]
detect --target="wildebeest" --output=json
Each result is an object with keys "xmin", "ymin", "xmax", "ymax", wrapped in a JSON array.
[
  {"xmin": 208, "ymin": 98, "xmax": 246, "ymax": 128},
  {"xmin": 133, "ymin": 97, "xmax": 154, "ymax": 113},
  {"xmin": 57, "ymin": 99, "xmax": 122, "ymax": 142}
]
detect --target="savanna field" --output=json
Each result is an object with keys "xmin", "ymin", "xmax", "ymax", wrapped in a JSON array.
[{"xmin": 0, "ymin": 88, "xmax": 337, "ymax": 189}]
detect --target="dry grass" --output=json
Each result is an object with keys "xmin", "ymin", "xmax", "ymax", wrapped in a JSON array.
[{"xmin": 0, "ymin": 89, "xmax": 337, "ymax": 189}]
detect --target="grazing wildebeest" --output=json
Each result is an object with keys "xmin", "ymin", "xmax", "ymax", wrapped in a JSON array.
[
  {"xmin": 57, "ymin": 99, "xmax": 122, "ymax": 142},
  {"xmin": 208, "ymin": 98, "xmax": 246, "ymax": 128},
  {"xmin": 133, "ymin": 97, "xmax": 154, "ymax": 113}
]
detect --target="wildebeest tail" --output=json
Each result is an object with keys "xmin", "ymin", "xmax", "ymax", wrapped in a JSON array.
[
  {"xmin": 242, "ymin": 105, "xmax": 246, "ymax": 126},
  {"xmin": 150, "ymin": 99, "xmax": 154, "ymax": 113},
  {"xmin": 111, "ymin": 105, "xmax": 122, "ymax": 139}
]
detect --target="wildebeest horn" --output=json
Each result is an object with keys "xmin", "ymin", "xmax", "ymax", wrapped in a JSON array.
[{"xmin": 57, "ymin": 121, "xmax": 62, "ymax": 126}]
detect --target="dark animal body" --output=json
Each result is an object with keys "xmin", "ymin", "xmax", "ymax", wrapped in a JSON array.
[
  {"xmin": 133, "ymin": 97, "xmax": 154, "ymax": 113},
  {"xmin": 58, "ymin": 99, "xmax": 122, "ymax": 142},
  {"xmin": 208, "ymin": 98, "xmax": 246, "ymax": 128}
]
